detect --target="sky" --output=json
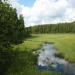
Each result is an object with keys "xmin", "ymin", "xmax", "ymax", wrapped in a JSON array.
[
  {"xmin": 8, "ymin": 0, "xmax": 75, "ymax": 27},
  {"xmin": 18, "ymin": 0, "xmax": 35, "ymax": 7}
]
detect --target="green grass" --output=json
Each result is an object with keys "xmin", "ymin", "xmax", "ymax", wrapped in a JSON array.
[
  {"xmin": 14, "ymin": 34, "xmax": 75, "ymax": 62},
  {"xmin": 6, "ymin": 34, "xmax": 75, "ymax": 75}
]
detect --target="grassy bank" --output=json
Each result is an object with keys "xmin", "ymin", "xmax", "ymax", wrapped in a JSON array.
[
  {"xmin": 6, "ymin": 34, "xmax": 75, "ymax": 75},
  {"xmin": 14, "ymin": 34, "xmax": 75, "ymax": 62}
]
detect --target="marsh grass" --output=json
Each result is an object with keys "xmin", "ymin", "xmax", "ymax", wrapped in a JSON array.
[
  {"xmin": 6, "ymin": 34, "xmax": 75, "ymax": 75},
  {"xmin": 14, "ymin": 34, "xmax": 75, "ymax": 62},
  {"xmin": 5, "ymin": 48, "xmax": 61, "ymax": 75}
]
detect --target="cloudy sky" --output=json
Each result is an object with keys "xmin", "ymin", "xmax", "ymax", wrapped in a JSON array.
[{"xmin": 8, "ymin": 0, "xmax": 75, "ymax": 27}]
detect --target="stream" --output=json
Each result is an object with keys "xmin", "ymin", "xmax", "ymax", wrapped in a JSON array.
[{"xmin": 34, "ymin": 43, "xmax": 75, "ymax": 75}]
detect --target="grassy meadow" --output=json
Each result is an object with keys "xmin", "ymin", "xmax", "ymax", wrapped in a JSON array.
[
  {"xmin": 6, "ymin": 34, "xmax": 75, "ymax": 75},
  {"xmin": 14, "ymin": 34, "xmax": 75, "ymax": 62}
]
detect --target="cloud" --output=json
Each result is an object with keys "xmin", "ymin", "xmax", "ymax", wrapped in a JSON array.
[
  {"xmin": 8, "ymin": 0, "xmax": 75, "ymax": 27},
  {"xmin": 7, "ymin": 0, "xmax": 24, "ymax": 14},
  {"xmin": 68, "ymin": 0, "xmax": 75, "ymax": 8}
]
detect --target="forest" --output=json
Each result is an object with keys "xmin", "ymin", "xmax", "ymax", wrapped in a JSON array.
[
  {"xmin": 0, "ymin": 1, "xmax": 30, "ymax": 75},
  {"xmin": 27, "ymin": 22, "xmax": 75, "ymax": 33},
  {"xmin": 0, "ymin": 1, "xmax": 30, "ymax": 50}
]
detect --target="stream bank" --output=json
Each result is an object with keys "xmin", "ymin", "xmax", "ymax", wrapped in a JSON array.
[{"xmin": 33, "ymin": 43, "xmax": 75, "ymax": 75}]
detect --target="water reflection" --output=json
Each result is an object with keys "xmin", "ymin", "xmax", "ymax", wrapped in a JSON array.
[{"xmin": 37, "ymin": 43, "xmax": 75, "ymax": 75}]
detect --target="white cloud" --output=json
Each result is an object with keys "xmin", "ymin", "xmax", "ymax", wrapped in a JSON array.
[
  {"xmin": 8, "ymin": 0, "xmax": 75, "ymax": 27},
  {"xmin": 7, "ymin": 0, "xmax": 23, "ymax": 14}
]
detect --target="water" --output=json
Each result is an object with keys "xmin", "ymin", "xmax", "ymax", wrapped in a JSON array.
[{"xmin": 36, "ymin": 43, "xmax": 75, "ymax": 75}]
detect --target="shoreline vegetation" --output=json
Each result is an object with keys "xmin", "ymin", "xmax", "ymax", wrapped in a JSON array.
[
  {"xmin": 11, "ymin": 34, "xmax": 75, "ymax": 75},
  {"xmin": 14, "ymin": 34, "xmax": 75, "ymax": 63}
]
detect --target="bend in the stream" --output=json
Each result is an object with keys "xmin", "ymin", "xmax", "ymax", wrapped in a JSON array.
[{"xmin": 37, "ymin": 43, "xmax": 75, "ymax": 75}]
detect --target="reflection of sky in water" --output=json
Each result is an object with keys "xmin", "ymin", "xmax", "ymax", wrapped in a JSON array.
[
  {"xmin": 38, "ymin": 44, "xmax": 68, "ymax": 66},
  {"xmin": 37, "ymin": 43, "xmax": 75, "ymax": 75}
]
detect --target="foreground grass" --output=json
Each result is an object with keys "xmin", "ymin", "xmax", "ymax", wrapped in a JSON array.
[
  {"xmin": 6, "ymin": 48, "xmax": 61, "ymax": 75},
  {"xmin": 6, "ymin": 34, "xmax": 75, "ymax": 75}
]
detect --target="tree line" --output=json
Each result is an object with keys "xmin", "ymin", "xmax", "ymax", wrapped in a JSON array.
[
  {"xmin": 0, "ymin": 1, "xmax": 30, "ymax": 50},
  {"xmin": 27, "ymin": 22, "xmax": 75, "ymax": 33},
  {"xmin": 0, "ymin": 1, "xmax": 30, "ymax": 74}
]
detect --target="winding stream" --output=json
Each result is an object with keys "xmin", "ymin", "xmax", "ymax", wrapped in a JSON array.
[{"xmin": 36, "ymin": 43, "xmax": 75, "ymax": 75}]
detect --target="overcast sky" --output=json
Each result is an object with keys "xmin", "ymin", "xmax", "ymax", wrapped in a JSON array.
[{"xmin": 8, "ymin": 0, "xmax": 75, "ymax": 27}]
